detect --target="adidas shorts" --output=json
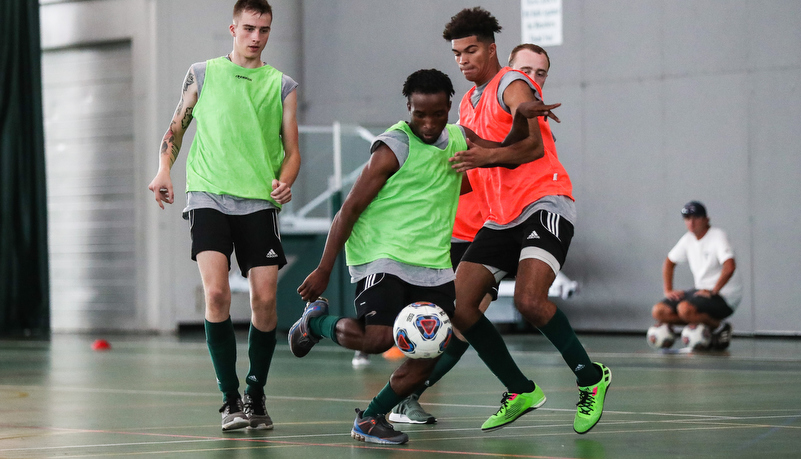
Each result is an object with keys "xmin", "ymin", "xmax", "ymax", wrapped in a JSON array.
[
  {"xmin": 353, "ymin": 273, "xmax": 455, "ymax": 327},
  {"xmin": 462, "ymin": 210, "xmax": 574, "ymax": 278},
  {"xmin": 660, "ymin": 290, "xmax": 734, "ymax": 320},
  {"xmin": 188, "ymin": 208, "xmax": 287, "ymax": 277}
]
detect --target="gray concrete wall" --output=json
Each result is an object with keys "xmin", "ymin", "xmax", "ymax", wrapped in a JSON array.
[
  {"xmin": 297, "ymin": 0, "xmax": 801, "ymax": 335},
  {"xmin": 41, "ymin": 0, "xmax": 801, "ymax": 334}
]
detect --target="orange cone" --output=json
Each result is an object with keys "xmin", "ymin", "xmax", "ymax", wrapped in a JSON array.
[{"xmin": 382, "ymin": 346, "xmax": 405, "ymax": 360}]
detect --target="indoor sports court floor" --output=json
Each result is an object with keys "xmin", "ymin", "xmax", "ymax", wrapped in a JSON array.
[{"xmin": 2, "ymin": 331, "xmax": 800, "ymax": 458}]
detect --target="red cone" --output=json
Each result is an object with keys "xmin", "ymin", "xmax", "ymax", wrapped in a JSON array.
[{"xmin": 91, "ymin": 339, "xmax": 111, "ymax": 351}]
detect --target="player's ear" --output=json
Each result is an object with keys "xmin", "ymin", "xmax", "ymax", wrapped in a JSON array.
[
  {"xmin": 447, "ymin": 100, "xmax": 452, "ymax": 111},
  {"xmin": 230, "ymin": 22, "xmax": 236, "ymax": 37},
  {"xmin": 488, "ymin": 42, "xmax": 496, "ymax": 59},
  {"xmin": 407, "ymin": 100, "xmax": 412, "ymax": 113}
]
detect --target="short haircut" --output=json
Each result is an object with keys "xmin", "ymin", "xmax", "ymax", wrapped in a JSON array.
[
  {"xmin": 402, "ymin": 69, "xmax": 455, "ymax": 101},
  {"xmin": 509, "ymin": 43, "xmax": 551, "ymax": 70},
  {"xmin": 442, "ymin": 7, "xmax": 502, "ymax": 43},
  {"xmin": 233, "ymin": 0, "xmax": 272, "ymax": 20}
]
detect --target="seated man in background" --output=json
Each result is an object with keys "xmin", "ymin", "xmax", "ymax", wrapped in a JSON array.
[{"xmin": 652, "ymin": 201, "xmax": 742, "ymax": 350}]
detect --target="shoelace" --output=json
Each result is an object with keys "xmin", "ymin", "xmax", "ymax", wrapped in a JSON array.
[
  {"xmin": 494, "ymin": 392, "xmax": 513, "ymax": 414},
  {"xmin": 376, "ymin": 415, "xmax": 397, "ymax": 431},
  {"xmin": 576, "ymin": 389, "xmax": 594, "ymax": 415},
  {"xmin": 220, "ymin": 399, "xmax": 243, "ymax": 414}
]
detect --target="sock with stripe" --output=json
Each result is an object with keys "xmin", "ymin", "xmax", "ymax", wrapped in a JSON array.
[
  {"xmin": 537, "ymin": 307, "xmax": 601, "ymax": 386},
  {"xmin": 244, "ymin": 323, "xmax": 276, "ymax": 397}
]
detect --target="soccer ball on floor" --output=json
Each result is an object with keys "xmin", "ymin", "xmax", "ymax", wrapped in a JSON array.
[
  {"xmin": 681, "ymin": 323, "xmax": 712, "ymax": 350},
  {"xmin": 393, "ymin": 302, "xmax": 452, "ymax": 359},
  {"xmin": 646, "ymin": 323, "xmax": 676, "ymax": 349}
]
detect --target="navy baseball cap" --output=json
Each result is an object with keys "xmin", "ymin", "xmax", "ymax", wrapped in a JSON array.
[{"xmin": 681, "ymin": 201, "xmax": 707, "ymax": 217}]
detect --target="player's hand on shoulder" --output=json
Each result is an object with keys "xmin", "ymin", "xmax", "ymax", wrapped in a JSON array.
[
  {"xmin": 450, "ymin": 138, "xmax": 489, "ymax": 172},
  {"xmin": 148, "ymin": 172, "xmax": 174, "ymax": 209},
  {"xmin": 271, "ymin": 179, "xmax": 292, "ymax": 204},
  {"xmin": 298, "ymin": 268, "xmax": 330, "ymax": 302}
]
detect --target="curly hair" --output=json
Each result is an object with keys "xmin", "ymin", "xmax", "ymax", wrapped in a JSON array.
[
  {"xmin": 442, "ymin": 7, "xmax": 502, "ymax": 43},
  {"xmin": 402, "ymin": 69, "xmax": 454, "ymax": 100},
  {"xmin": 234, "ymin": 0, "xmax": 272, "ymax": 19}
]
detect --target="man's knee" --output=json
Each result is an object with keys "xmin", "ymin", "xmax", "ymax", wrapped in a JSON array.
[
  {"xmin": 652, "ymin": 302, "xmax": 672, "ymax": 321},
  {"xmin": 677, "ymin": 301, "xmax": 697, "ymax": 321},
  {"xmin": 515, "ymin": 293, "xmax": 554, "ymax": 327},
  {"xmin": 250, "ymin": 289, "xmax": 276, "ymax": 314},
  {"xmin": 204, "ymin": 284, "xmax": 230, "ymax": 312}
]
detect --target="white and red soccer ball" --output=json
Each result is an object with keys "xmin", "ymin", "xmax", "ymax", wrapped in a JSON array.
[{"xmin": 393, "ymin": 302, "xmax": 452, "ymax": 359}]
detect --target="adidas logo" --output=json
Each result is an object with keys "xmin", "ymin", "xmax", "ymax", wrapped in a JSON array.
[
  {"xmin": 266, "ymin": 249, "xmax": 278, "ymax": 258},
  {"xmin": 247, "ymin": 375, "xmax": 259, "ymax": 383},
  {"xmin": 574, "ymin": 364, "xmax": 585, "ymax": 371},
  {"xmin": 527, "ymin": 230, "xmax": 540, "ymax": 239}
]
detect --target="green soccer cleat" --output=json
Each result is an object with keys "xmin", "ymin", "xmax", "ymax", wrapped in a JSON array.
[
  {"xmin": 574, "ymin": 362, "xmax": 611, "ymax": 434},
  {"xmin": 481, "ymin": 384, "xmax": 546, "ymax": 432}
]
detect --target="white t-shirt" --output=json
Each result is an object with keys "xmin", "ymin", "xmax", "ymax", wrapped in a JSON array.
[{"xmin": 667, "ymin": 227, "xmax": 743, "ymax": 309}]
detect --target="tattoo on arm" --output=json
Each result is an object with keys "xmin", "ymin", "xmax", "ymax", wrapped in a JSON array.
[
  {"xmin": 181, "ymin": 107, "xmax": 193, "ymax": 130},
  {"xmin": 182, "ymin": 72, "xmax": 195, "ymax": 93},
  {"xmin": 160, "ymin": 130, "xmax": 179, "ymax": 165}
]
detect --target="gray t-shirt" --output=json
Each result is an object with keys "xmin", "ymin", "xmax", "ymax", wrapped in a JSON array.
[
  {"xmin": 348, "ymin": 125, "xmax": 463, "ymax": 287},
  {"xmin": 467, "ymin": 71, "xmax": 542, "ymax": 112},
  {"xmin": 182, "ymin": 58, "xmax": 298, "ymax": 218}
]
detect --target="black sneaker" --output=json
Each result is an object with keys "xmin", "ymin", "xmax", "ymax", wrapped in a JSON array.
[
  {"xmin": 220, "ymin": 396, "xmax": 250, "ymax": 431},
  {"xmin": 243, "ymin": 393, "xmax": 273, "ymax": 430},
  {"xmin": 288, "ymin": 298, "xmax": 329, "ymax": 357},
  {"xmin": 351, "ymin": 408, "xmax": 409, "ymax": 445},
  {"xmin": 711, "ymin": 322, "xmax": 733, "ymax": 350}
]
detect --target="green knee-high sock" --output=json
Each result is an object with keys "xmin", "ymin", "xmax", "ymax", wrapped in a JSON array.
[
  {"xmin": 538, "ymin": 308, "xmax": 600, "ymax": 386},
  {"xmin": 462, "ymin": 315, "xmax": 535, "ymax": 394},
  {"xmin": 205, "ymin": 318, "xmax": 239, "ymax": 401},
  {"xmin": 245, "ymin": 324, "xmax": 276, "ymax": 397},
  {"xmin": 309, "ymin": 315, "xmax": 341, "ymax": 344},
  {"xmin": 415, "ymin": 337, "xmax": 470, "ymax": 397},
  {"xmin": 364, "ymin": 382, "xmax": 404, "ymax": 418}
]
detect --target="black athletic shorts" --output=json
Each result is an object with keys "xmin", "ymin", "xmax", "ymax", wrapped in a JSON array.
[
  {"xmin": 462, "ymin": 209, "xmax": 574, "ymax": 277},
  {"xmin": 451, "ymin": 241, "xmax": 499, "ymax": 301},
  {"xmin": 660, "ymin": 290, "xmax": 734, "ymax": 320},
  {"xmin": 353, "ymin": 273, "xmax": 455, "ymax": 327},
  {"xmin": 188, "ymin": 208, "xmax": 287, "ymax": 277}
]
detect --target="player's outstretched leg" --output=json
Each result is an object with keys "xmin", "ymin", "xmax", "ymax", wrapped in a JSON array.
[
  {"xmin": 287, "ymin": 298, "xmax": 329, "ymax": 357},
  {"xmin": 574, "ymin": 362, "xmax": 611, "ymax": 434},
  {"xmin": 351, "ymin": 408, "xmax": 409, "ymax": 445}
]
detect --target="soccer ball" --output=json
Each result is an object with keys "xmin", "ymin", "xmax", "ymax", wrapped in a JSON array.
[
  {"xmin": 393, "ymin": 302, "xmax": 452, "ymax": 359},
  {"xmin": 681, "ymin": 323, "xmax": 712, "ymax": 350},
  {"xmin": 646, "ymin": 323, "xmax": 676, "ymax": 349}
]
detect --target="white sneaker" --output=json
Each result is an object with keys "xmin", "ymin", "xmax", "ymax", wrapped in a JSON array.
[{"xmin": 351, "ymin": 351, "xmax": 371, "ymax": 368}]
